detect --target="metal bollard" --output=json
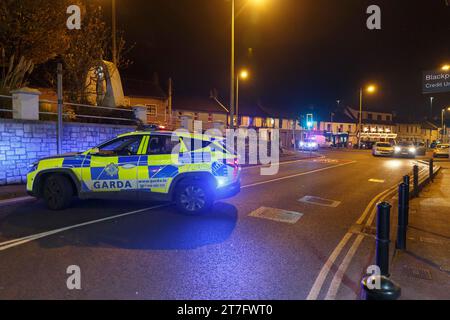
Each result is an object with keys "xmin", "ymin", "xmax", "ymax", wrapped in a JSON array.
[
  {"xmin": 413, "ymin": 165, "xmax": 419, "ymax": 197},
  {"xmin": 429, "ymin": 159, "xmax": 434, "ymax": 182},
  {"xmin": 403, "ymin": 175, "xmax": 410, "ymax": 188},
  {"xmin": 376, "ymin": 202, "xmax": 391, "ymax": 277},
  {"xmin": 403, "ymin": 176, "xmax": 410, "ymax": 226},
  {"xmin": 361, "ymin": 275, "xmax": 401, "ymax": 300},
  {"xmin": 396, "ymin": 183, "xmax": 408, "ymax": 250}
]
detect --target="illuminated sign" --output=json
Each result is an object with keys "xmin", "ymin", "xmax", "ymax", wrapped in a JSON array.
[{"xmin": 423, "ymin": 70, "xmax": 450, "ymax": 94}]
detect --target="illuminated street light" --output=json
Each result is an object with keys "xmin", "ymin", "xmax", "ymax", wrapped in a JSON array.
[
  {"xmin": 230, "ymin": 0, "xmax": 267, "ymax": 129},
  {"xmin": 442, "ymin": 64, "xmax": 450, "ymax": 71},
  {"xmin": 236, "ymin": 69, "xmax": 250, "ymax": 127},
  {"xmin": 358, "ymin": 84, "xmax": 378, "ymax": 148}
]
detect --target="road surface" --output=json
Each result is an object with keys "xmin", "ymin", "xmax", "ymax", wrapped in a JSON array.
[{"xmin": 0, "ymin": 150, "xmax": 432, "ymax": 299}]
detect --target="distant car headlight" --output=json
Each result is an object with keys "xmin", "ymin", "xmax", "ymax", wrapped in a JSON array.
[
  {"xmin": 394, "ymin": 147, "xmax": 401, "ymax": 153},
  {"xmin": 409, "ymin": 147, "xmax": 416, "ymax": 153},
  {"xmin": 299, "ymin": 142, "xmax": 305, "ymax": 147}
]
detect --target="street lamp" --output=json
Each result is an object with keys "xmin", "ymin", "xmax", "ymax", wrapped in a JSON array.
[
  {"xmin": 441, "ymin": 107, "xmax": 450, "ymax": 142},
  {"xmin": 229, "ymin": 0, "xmax": 266, "ymax": 129},
  {"xmin": 236, "ymin": 69, "xmax": 249, "ymax": 127},
  {"xmin": 358, "ymin": 84, "xmax": 377, "ymax": 149},
  {"xmin": 442, "ymin": 64, "xmax": 450, "ymax": 71},
  {"xmin": 112, "ymin": 0, "xmax": 117, "ymax": 66}
]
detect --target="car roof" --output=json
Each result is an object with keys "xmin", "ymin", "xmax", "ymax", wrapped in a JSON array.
[{"xmin": 117, "ymin": 131, "xmax": 224, "ymax": 141}]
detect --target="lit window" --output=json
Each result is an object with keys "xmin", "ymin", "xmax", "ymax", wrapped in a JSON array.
[{"xmin": 146, "ymin": 105, "xmax": 157, "ymax": 117}]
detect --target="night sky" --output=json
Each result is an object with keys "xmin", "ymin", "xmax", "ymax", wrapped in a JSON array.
[{"xmin": 111, "ymin": 0, "xmax": 450, "ymax": 120}]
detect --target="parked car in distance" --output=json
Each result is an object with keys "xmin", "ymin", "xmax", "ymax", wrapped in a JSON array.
[
  {"xmin": 433, "ymin": 144, "xmax": 450, "ymax": 158},
  {"xmin": 414, "ymin": 142, "xmax": 427, "ymax": 156},
  {"xmin": 372, "ymin": 142, "xmax": 394, "ymax": 157},
  {"xmin": 394, "ymin": 141, "xmax": 417, "ymax": 158}
]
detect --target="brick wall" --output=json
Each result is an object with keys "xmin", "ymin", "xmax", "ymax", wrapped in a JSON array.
[{"xmin": 0, "ymin": 119, "xmax": 135, "ymax": 185}]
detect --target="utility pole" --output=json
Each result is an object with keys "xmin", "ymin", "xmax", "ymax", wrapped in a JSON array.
[{"xmin": 430, "ymin": 97, "xmax": 434, "ymax": 120}]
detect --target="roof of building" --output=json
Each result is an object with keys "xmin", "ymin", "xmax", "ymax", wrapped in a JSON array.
[
  {"xmin": 173, "ymin": 96, "xmax": 228, "ymax": 114},
  {"xmin": 123, "ymin": 79, "xmax": 167, "ymax": 99}
]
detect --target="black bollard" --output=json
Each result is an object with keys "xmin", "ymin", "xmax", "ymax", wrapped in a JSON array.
[
  {"xmin": 396, "ymin": 183, "xmax": 408, "ymax": 250},
  {"xmin": 361, "ymin": 275, "xmax": 401, "ymax": 300},
  {"xmin": 403, "ymin": 176, "xmax": 410, "ymax": 226},
  {"xmin": 376, "ymin": 202, "xmax": 391, "ymax": 277},
  {"xmin": 413, "ymin": 165, "xmax": 419, "ymax": 197},
  {"xmin": 429, "ymin": 159, "xmax": 434, "ymax": 182},
  {"xmin": 403, "ymin": 175, "xmax": 410, "ymax": 189}
]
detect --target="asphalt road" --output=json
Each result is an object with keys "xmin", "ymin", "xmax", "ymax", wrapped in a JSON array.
[{"xmin": 0, "ymin": 150, "xmax": 433, "ymax": 300}]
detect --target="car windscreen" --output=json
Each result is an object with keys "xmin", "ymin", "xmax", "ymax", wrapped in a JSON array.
[
  {"xmin": 398, "ymin": 142, "xmax": 413, "ymax": 147},
  {"xmin": 438, "ymin": 145, "xmax": 449, "ymax": 149},
  {"xmin": 377, "ymin": 143, "xmax": 391, "ymax": 148}
]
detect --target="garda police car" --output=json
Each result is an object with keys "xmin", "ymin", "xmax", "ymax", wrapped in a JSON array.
[{"xmin": 27, "ymin": 130, "xmax": 241, "ymax": 214}]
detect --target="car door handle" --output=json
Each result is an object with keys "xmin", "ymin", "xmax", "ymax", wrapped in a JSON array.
[{"xmin": 120, "ymin": 164, "xmax": 136, "ymax": 169}]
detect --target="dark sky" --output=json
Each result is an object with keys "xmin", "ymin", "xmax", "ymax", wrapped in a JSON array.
[{"xmin": 111, "ymin": 0, "xmax": 450, "ymax": 120}]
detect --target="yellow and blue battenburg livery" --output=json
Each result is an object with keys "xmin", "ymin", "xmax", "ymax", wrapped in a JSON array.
[{"xmin": 26, "ymin": 130, "xmax": 241, "ymax": 213}]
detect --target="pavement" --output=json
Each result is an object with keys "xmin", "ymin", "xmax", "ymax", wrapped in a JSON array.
[
  {"xmin": 0, "ymin": 149, "xmax": 447, "ymax": 300},
  {"xmin": 389, "ymin": 162, "xmax": 450, "ymax": 300}
]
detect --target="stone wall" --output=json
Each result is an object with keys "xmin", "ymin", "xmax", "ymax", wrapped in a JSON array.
[{"xmin": 0, "ymin": 119, "xmax": 135, "ymax": 185}]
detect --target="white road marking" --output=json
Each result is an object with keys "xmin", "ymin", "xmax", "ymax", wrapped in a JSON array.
[
  {"xmin": 249, "ymin": 207, "xmax": 303, "ymax": 224},
  {"xmin": 242, "ymin": 161, "xmax": 356, "ymax": 189},
  {"xmin": 306, "ymin": 182, "xmax": 395, "ymax": 300},
  {"xmin": 369, "ymin": 179, "xmax": 385, "ymax": 183},
  {"xmin": 0, "ymin": 204, "xmax": 169, "ymax": 252},
  {"xmin": 0, "ymin": 196, "xmax": 36, "ymax": 207},
  {"xmin": 324, "ymin": 234, "xmax": 365, "ymax": 300},
  {"xmin": 306, "ymin": 232, "xmax": 354, "ymax": 300},
  {"xmin": 241, "ymin": 156, "xmax": 325, "ymax": 171},
  {"xmin": 298, "ymin": 196, "xmax": 341, "ymax": 208}
]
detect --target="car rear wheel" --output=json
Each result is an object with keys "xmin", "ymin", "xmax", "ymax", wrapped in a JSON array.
[
  {"xmin": 43, "ymin": 175, "xmax": 73, "ymax": 210},
  {"xmin": 175, "ymin": 182, "xmax": 214, "ymax": 215}
]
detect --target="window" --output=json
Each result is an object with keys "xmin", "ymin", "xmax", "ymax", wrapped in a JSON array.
[
  {"xmin": 348, "ymin": 125, "xmax": 352, "ymax": 132},
  {"xmin": 147, "ymin": 135, "xmax": 180, "ymax": 155},
  {"xmin": 368, "ymin": 113, "xmax": 373, "ymax": 120},
  {"xmin": 97, "ymin": 136, "xmax": 143, "ymax": 156},
  {"xmin": 146, "ymin": 105, "xmax": 157, "ymax": 117},
  {"xmin": 386, "ymin": 116, "xmax": 391, "ymax": 121},
  {"xmin": 377, "ymin": 115, "xmax": 382, "ymax": 121},
  {"xmin": 327, "ymin": 124, "xmax": 332, "ymax": 132}
]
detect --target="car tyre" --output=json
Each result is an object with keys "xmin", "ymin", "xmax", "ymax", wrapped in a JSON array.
[
  {"xmin": 43, "ymin": 175, "xmax": 73, "ymax": 210},
  {"xmin": 175, "ymin": 181, "xmax": 214, "ymax": 215}
]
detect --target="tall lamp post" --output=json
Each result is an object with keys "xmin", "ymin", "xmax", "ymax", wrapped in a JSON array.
[
  {"xmin": 236, "ymin": 69, "xmax": 249, "ymax": 127},
  {"xmin": 441, "ymin": 107, "xmax": 450, "ymax": 142},
  {"xmin": 358, "ymin": 84, "xmax": 377, "ymax": 149},
  {"xmin": 229, "ymin": 0, "xmax": 266, "ymax": 129},
  {"xmin": 112, "ymin": 0, "xmax": 117, "ymax": 66},
  {"xmin": 230, "ymin": 0, "xmax": 236, "ymax": 129}
]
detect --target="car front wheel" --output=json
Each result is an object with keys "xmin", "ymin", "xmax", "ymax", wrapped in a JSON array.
[
  {"xmin": 175, "ymin": 182, "xmax": 214, "ymax": 215},
  {"xmin": 43, "ymin": 175, "xmax": 74, "ymax": 210}
]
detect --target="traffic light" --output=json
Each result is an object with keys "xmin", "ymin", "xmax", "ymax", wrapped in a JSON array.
[{"xmin": 306, "ymin": 114, "xmax": 314, "ymax": 129}]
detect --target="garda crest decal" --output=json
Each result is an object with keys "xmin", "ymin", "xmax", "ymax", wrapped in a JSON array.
[{"xmin": 105, "ymin": 163, "xmax": 119, "ymax": 177}]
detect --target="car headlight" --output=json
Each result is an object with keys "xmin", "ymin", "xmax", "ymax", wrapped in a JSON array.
[
  {"xmin": 394, "ymin": 147, "xmax": 401, "ymax": 153},
  {"xmin": 409, "ymin": 147, "xmax": 416, "ymax": 153},
  {"xmin": 299, "ymin": 142, "xmax": 305, "ymax": 147}
]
